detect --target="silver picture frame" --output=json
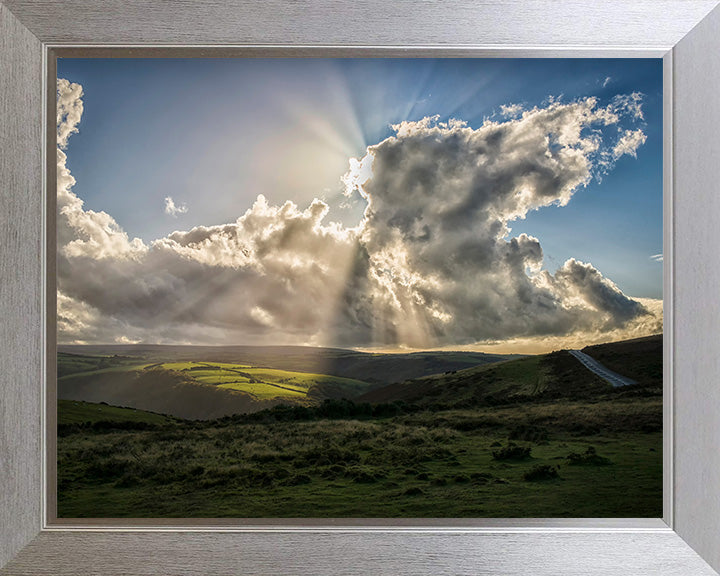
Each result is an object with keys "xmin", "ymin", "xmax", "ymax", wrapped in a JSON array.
[{"xmin": 2, "ymin": 1, "xmax": 720, "ymax": 574}]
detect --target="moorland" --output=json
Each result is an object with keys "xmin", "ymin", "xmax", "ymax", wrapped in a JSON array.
[{"xmin": 56, "ymin": 335, "xmax": 662, "ymax": 518}]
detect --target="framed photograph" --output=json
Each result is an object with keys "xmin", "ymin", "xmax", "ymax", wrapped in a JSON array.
[
  {"xmin": 2, "ymin": 1, "xmax": 720, "ymax": 574},
  {"xmin": 51, "ymin": 54, "xmax": 664, "ymax": 522}
]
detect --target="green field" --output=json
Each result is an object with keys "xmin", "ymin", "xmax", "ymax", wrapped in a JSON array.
[
  {"xmin": 154, "ymin": 361, "xmax": 371, "ymax": 401},
  {"xmin": 58, "ymin": 353, "xmax": 374, "ymax": 409}
]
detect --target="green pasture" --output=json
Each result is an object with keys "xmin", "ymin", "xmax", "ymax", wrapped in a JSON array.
[{"xmin": 155, "ymin": 361, "xmax": 370, "ymax": 400}]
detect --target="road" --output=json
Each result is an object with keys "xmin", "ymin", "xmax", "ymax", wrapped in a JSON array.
[{"xmin": 568, "ymin": 349, "xmax": 637, "ymax": 388}]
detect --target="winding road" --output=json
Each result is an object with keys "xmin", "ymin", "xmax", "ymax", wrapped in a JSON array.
[{"xmin": 568, "ymin": 350, "xmax": 637, "ymax": 388}]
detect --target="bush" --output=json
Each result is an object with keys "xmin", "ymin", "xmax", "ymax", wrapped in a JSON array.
[
  {"xmin": 566, "ymin": 446, "xmax": 612, "ymax": 466},
  {"xmin": 492, "ymin": 442, "xmax": 532, "ymax": 461},
  {"xmin": 523, "ymin": 465, "xmax": 560, "ymax": 481}
]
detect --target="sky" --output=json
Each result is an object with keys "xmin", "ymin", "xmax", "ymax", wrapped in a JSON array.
[{"xmin": 56, "ymin": 58, "xmax": 663, "ymax": 352}]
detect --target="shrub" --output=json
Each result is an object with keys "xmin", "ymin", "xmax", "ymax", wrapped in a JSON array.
[
  {"xmin": 492, "ymin": 442, "xmax": 532, "ymax": 461},
  {"xmin": 566, "ymin": 446, "xmax": 612, "ymax": 466},
  {"xmin": 523, "ymin": 465, "xmax": 559, "ymax": 482}
]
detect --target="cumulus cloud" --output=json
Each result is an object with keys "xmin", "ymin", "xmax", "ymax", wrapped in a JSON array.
[
  {"xmin": 57, "ymin": 80, "xmax": 147, "ymax": 262},
  {"xmin": 56, "ymin": 79, "xmax": 661, "ymax": 350},
  {"xmin": 338, "ymin": 100, "xmax": 657, "ymax": 347},
  {"xmin": 164, "ymin": 196, "xmax": 188, "ymax": 217}
]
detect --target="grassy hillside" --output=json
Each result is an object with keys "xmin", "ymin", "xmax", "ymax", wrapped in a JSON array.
[
  {"xmin": 58, "ymin": 399, "xmax": 177, "ymax": 426},
  {"xmin": 58, "ymin": 345, "xmax": 519, "ymax": 385},
  {"xmin": 360, "ymin": 335, "xmax": 663, "ymax": 408},
  {"xmin": 359, "ymin": 351, "xmax": 613, "ymax": 407},
  {"xmin": 58, "ymin": 368, "xmax": 284, "ymax": 420},
  {"xmin": 58, "ymin": 354, "xmax": 374, "ymax": 419},
  {"xmin": 582, "ymin": 334, "xmax": 662, "ymax": 387},
  {"xmin": 57, "ymin": 347, "xmax": 519, "ymax": 419},
  {"xmin": 57, "ymin": 396, "xmax": 661, "ymax": 518},
  {"xmin": 58, "ymin": 352, "xmax": 147, "ymax": 378}
]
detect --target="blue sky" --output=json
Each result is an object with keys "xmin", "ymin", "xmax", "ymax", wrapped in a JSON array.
[
  {"xmin": 57, "ymin": 58, "xmax": 662, "ymax": 300},
  {"xmin": 56, "ymin": 58, "xmax": 662, "ymax": 349}
]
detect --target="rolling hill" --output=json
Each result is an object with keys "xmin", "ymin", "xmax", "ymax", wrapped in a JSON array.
[
  {"xmin": 358, "ymin": 335, "xmax": 662, "ymax": 408},
  {"xmin": 57, "ymin": 344, "xmax": 520, "ymax": 385},
  {"xmin": 56, "ymin": 345, "xmax": 521, "ymax": 419},
  {"xmin": 582, "ymin": 334, "xmax": 662, "ymax": 387},
  {"xmin": 57, "ymin": 399, "xmax": 178, "ymax": 426}
]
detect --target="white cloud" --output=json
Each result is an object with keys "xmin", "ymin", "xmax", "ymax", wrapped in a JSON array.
[
  {"xmin": 651, "ymin": 253, "xmax": 664, "ymax": 262},
  {"xmin": 499, "ymin": 103, "xmax": 524, "ymax": 118},
  {"xmin": 57, "ymin": 78, "xmax": 84, "ymax": 149},
  {"xmin": 56, "ymin": 80, "xmax": 147, "ymax": 262},
  {"xmin": 339, "ymin": 101, "xmax": 654, "ymax": 347},
  {"xmin": 610, "ymin": 92, "xmax": 644, "ymax": 121},
  {"xmin": 602, "ymin": 76, "xmax": 612, "ymax": 88},
  {"xmin": 613, "ymin": 129, "xmax": 647, "ymax": 159},
  {"xmin": 164, "ymin": 196, "xmax": 188, "ymax": 217},
  {"xmin": 56, "ymin": 81, "xmax": 661, "ymax": 350}
]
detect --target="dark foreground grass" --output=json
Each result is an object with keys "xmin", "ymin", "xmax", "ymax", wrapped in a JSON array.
[{"xmin": 57, "ymin": 398, "xmax": 662, "ymax": 518}]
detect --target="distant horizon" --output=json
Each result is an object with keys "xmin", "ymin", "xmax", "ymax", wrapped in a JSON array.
[
  {"xmin": 56, "ymin": 58, "xmax": 663, "ymax": 352},
  {"xmin": 58, "ymin": 330, "xmax": 663, "ymax": 356}
]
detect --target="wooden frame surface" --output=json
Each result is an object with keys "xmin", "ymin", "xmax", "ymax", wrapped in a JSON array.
[{"xmin": 1, "ymin": 1, "xmax": 720, "ymax": 574}]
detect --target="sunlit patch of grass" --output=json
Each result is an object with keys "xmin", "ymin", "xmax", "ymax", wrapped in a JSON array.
[
  {"xmin": 153, "ymin": 362, "xmax": 371, "ymax": 401},
  {"xmin": 218, "ymin": 382, "xmax": 307, "ymax": 400}
]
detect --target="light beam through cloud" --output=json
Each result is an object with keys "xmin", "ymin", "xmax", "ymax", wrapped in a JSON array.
[{"xmin": 56, "ymin": 78, "xmax": 662, "ymax": 352}]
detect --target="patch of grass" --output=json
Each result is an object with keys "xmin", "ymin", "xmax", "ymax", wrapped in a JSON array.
[
  {"xmin": 58, "ymin": 400, "xmax": 177, "ymax": 426},
  {"xmin": 156, "ymin": 362, "xmax": 371, "ymax": 401},
  {"xmin": 508, "ymin": 424, "xmax": 549, "ymax": 443},
  {"xmin": 491, "ymin": 442, "xmax": 532, "ymax": 461},
  {"xmin": 523, "ymin": 464, "xmax": 560, "ymax": 482}
]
